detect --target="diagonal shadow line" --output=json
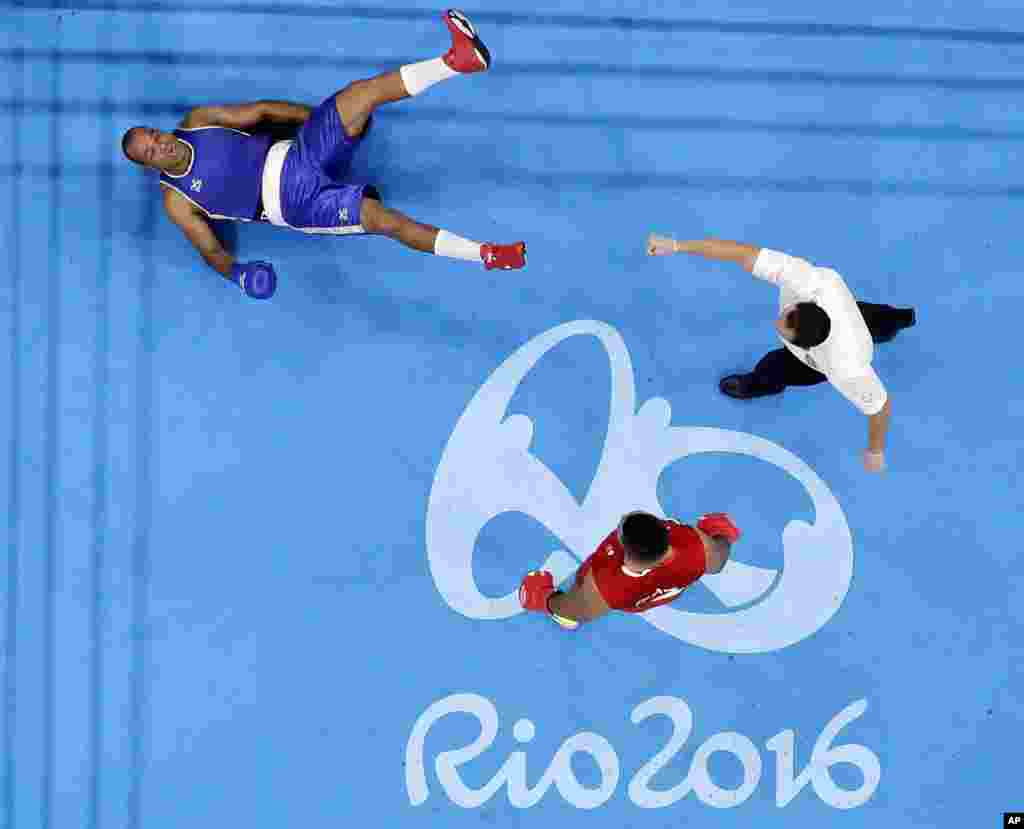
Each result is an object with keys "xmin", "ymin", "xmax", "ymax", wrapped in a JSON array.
[
  {"xmin": 6, "ymin": 99, "xmax": 1024, "ymax": 143},
  {"xmin": 379, "ymin": 108, "xmax": 1024, "ymax": 141},
  {"xmin": 88, "ymin": 38, "xmax": 113, "ymax": 829},
  {"xmin": 471, "ymin": 168, "xmax": 1024, "ymax": 198},
  {"xmin": 3, "ymin": 39, "xmax": 24, "ymax": 829},
  {"xmin": 41, "ymin": 47, "xmax": 61, "ymax": 829},
  {"xmin": 4, "ymin": 49, "xmax": 1024, "ymax": 92},
  {"xmin": 127, "ymin": 174, "xmax": 154, "ymax": 829},
  {"xmin": 2, "ymin": 162, "xmax": 1023, "ymax": 199},
  {"xmin": 11, "ymin": 1, "xmax": 1024, "ymax": 46}
]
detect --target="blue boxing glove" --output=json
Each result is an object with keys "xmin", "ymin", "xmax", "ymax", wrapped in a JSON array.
[{"xmin": 231, "ymin": 261, "xmax": 277, "ymax": 300}]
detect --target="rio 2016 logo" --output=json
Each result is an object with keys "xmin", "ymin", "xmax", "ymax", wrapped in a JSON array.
[
  {"xmin": 406, "ymin": 693, "xmax": 881, "ymax": 810},
  {"xmin": 426, "ymin": 320, "xmax": 854, "ymax": 654}
]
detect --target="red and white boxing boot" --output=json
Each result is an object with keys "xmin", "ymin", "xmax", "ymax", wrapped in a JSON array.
[
  {"xmin": 696, "ymin": 512, "xmax": 742, "ymax": 543},
  {"xmin": 481, "ymin": 241, "xmax": 527, "ymax": 270},
  {"xmin": 442, "ymin": 9, "xmax": 491, "ymax": 73}
]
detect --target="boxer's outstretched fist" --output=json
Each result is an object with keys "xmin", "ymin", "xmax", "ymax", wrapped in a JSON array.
[{"xmin": 232, "ymin": 261, "xmax": 277, "ymax": 300}]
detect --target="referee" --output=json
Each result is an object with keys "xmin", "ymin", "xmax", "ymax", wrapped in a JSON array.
[{"xmin": 648, "ymin": 235, "xmax": 915, "ymax": 473}]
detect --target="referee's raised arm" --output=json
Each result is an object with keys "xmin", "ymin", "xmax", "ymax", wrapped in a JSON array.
[{"xmin": 647, "ymin": 234, "xmax": 761, "ymax": 273}]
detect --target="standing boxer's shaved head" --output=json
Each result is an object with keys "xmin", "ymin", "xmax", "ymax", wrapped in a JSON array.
[{"xmin": 619, "ymin": 512, "xmax": 670, "ymax": 567}]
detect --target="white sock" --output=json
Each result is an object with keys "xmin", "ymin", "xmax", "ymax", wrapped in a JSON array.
[
  {"xmin": 399, "ymin": 58, "xmax": 459, "ymax": 96},
  {"xmin": 433, "ymin": 229, "xmax": 482, "ymax": 262}
]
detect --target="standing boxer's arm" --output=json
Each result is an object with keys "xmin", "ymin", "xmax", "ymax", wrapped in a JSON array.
[
  {"xmin": 647, "ymin": 235, "xmax": 761, "ymax": 273},
  {"xmin": 698, "ymin": 527, "xmax": 733, "ymax": 574},
  {"xmin": 181, "ymin": 101, "xmax": 312, "ymax": 131},
  {"xmin": 548, "ymin": 570, "xmax": 610, "ymax": 627}
]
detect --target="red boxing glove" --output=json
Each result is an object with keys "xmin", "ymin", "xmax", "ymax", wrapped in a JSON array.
[
  {"xmin": 697, "ymin": 512, "xmax": 741, "ymax": 543},
  {"xmin": 519, "ymin": 571, "xmax": 579, "ymax": 630},
  {"xmin": 519, "ymin": 571, "xmax": 556, "ymax": 612}
]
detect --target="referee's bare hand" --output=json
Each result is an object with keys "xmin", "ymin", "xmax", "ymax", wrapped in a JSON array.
[
  {"xmin": 863, "ymin": 449, "xmax": 886, "ymax": 473},
  {"xmin": 647, "ymin": 234, "xmax": 678, "ymax": 256}
]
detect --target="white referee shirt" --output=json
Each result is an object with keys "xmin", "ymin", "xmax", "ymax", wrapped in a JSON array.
[{"xmin": 752, "ymin": 249, "xmax": 888, "ymax": 416}]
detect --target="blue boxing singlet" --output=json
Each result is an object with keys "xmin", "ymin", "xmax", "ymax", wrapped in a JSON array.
[{"xmin": 159, "ymin": 126, "xmax": 272, "ymax": 221}]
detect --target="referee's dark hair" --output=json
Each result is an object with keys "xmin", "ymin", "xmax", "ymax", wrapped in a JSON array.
[{"xmin": 790, "ymin": 303, "xmax": 831, "ymax": 349}]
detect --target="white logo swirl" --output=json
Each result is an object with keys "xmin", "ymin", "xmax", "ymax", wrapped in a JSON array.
[{"xmin": 426, "ymin": 320, "xmax": 853, "ymax": 653}]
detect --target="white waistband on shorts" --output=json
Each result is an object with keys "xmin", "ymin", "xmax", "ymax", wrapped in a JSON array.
[{"xmin": 261, "ymin": 139, "xmax": 294, "ymax": 228}]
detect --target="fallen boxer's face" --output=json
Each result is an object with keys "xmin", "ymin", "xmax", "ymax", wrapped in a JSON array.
[{"xmin": 134, "ymin": 128, "xmax": 185, "ymax": 170}]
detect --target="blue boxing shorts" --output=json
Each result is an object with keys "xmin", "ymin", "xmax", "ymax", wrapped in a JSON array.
[{"xmin": 261, "ymin": 94, "xmax": 376, "ymax": 235}]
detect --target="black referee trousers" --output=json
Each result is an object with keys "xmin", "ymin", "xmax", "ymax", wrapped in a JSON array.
[{"xmin": 745, "ymin": 303, "xmax": 912, "ymax": 395}]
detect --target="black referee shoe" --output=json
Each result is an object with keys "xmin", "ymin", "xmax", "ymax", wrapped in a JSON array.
[
  {"xmin": 872, "ymin": 308, "xmax": 916, "ymax": 343},
  {"xmin": 719, "ymin": 374, "xmax": 783, "ymax": 400}
]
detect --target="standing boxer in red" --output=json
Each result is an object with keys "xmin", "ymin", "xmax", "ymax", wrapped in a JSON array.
[{"xmin": 519, "ymin": 512, "xmax": 741, "ymax": 630}]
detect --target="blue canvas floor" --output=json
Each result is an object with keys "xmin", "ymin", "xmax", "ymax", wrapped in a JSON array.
[{"xmin": 2, "ymin": 2, "xmax": 1023, "ymax": 827}]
